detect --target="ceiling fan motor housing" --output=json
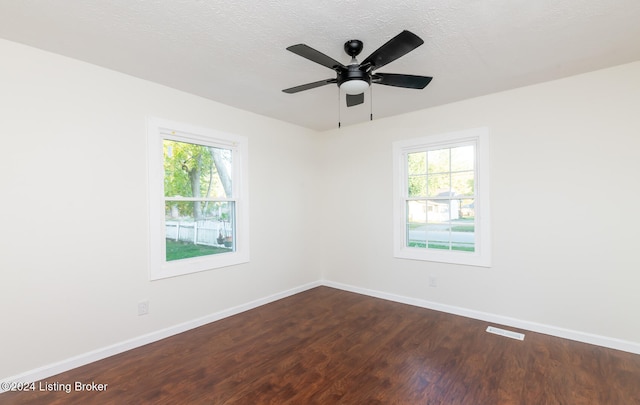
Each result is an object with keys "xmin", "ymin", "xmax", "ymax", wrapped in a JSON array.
[{"xmin": 337, "ymin": 64, "xmax": 370, "ymax": 88}]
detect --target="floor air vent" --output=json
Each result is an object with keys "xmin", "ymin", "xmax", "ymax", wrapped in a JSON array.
[{"xmin": 486, "ymin": 326, "xmax": 525, "ymax": 341}]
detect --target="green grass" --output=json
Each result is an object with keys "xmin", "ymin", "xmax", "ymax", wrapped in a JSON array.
[
  {"xmin": 166, "ymin": 240, "xmax": 231, "ymax": 261},
  {"xmin": 450, "ymin": 225, "xmax": 474, "ymax": 232}
]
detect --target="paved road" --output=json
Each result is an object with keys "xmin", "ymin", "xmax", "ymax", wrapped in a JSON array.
[{"xmin": 408, "ymin": 224, "xmax": 474, "ymax": 246}]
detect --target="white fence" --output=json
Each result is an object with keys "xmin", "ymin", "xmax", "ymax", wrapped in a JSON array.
[{"xmin": 165, "ymin": 220, "xmax": 230, "ymax": 246}]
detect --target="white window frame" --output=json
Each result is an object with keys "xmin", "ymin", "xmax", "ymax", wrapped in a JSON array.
[
  {"xmin": 147, "ymin": 117, "xmax": 249, "ymax": 280},
  {"xmin": 392, "ymin": 127, "xmax": 491, "ymax": 267}
]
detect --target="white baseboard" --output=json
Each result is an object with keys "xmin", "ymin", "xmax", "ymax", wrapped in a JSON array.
[
  {"xmin": 3, "ymin": 278, "xmax": 638, "ymax": 392},
  {"xmin": 322, "ymin": 280, "xmax": 640, "ymax": 355},
  {"xmin": 0, "ymin": 280, "xmax": 322, "ymax": 392}
]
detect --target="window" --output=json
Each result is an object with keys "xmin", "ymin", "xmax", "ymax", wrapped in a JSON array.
[
  {"xmin": 393, "ymin": 128, "xmax": 490, "ymax": 267},
  {"xmin": 147, "ymin": 117, "xmax": 249, "ymax": 280}
]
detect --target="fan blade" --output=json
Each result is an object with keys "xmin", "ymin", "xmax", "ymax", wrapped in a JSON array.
[
  {"xmin": 287, "ymin": 44, "xmax": 346, "ymax": 70},
  {"xmin": 373, "ymin": 73, "xmax": 432, "ymax": 89},
  {"xmin": 346, "ymin": 93, "xmax": 364, "ymax": 107},
  {"xmin": 361, "ymin": 30, "xmax": 424, "ymax": 71},
  {"xmin": 282, "ymin": 78, "xmax": 336, "ymax": 94}
]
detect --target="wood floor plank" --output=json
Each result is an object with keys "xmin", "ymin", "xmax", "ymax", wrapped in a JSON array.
[{"xmin": 2, "ymin": 286, "xmax": 639, "ymax": 404}]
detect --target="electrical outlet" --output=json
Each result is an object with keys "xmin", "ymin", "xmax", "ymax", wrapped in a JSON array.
[
  {"xmin": 428, "ymin": 276, "xmax": 438, "ymax": 287},
  {"xmin": 138, "ymin": 300, "xmax": 149, "ymax": 316}
]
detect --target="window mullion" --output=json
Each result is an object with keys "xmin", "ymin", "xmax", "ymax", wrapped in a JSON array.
[{"xmin": 164, "ymin": 197, "xmax": 236, "ymax": 202}]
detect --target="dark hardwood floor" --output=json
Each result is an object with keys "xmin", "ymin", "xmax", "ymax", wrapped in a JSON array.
[{"xmin": 2, "ymin": 286, "xmax": 639, "ymax": 404}]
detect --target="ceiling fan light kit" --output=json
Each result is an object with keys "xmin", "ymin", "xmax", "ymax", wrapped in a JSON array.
[
  {"xmin": 340, "ymin": 79, "xmax": 369, "ymax": 95},
  {"xmin": 283, "ymin": 30, "xmax": 433, "ymax": 125}
]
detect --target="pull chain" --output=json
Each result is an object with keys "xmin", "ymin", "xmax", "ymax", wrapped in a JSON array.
[
  {"xmin": 338, "ymin": 87, "xmax": 341, "ymax": 129},
  {"xmin": 370, "ymin": 86, "xmax": 373, "ymax": 121}
]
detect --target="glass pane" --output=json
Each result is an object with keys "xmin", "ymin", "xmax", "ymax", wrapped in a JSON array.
[
  {"xmin": 451, "ymin": 145, "xmax": 474, "ymax": 171},
  {"xmin": 451, "ymin": 219, "xmax": 475, "ymax": 252},
  {"xmin": 210, "ymin": 146, "xmax": 233, "ymax": 198},
  {"xmin": 165, "ymin": 201, "xmax": 235, "ymax": 261},
  {"xmin": 451, "ymin": 198, "xmax": 474, "ymax": 252},
  {"xmin": 427, "ymin": 200, "xmax": 450, "ymax": 250},
  {"xmin": 426, "ymin": 199, "xmax": 451, "ymax": 223},
  {"xmin": 407, "ymin": 200, "xmax": 426, "ymax": 248},
  {"xmin": 164, "ymin": 140, "xmax": 233, "ymax": 199},
  {"xmin": 427, "ymin": 173, "xmax": 450, "ymax": 197},
  {"xmin": 451, "ymin": 171, "xmax": 474, "ymax": 196},
  {"xmin": 407, "ymin": 200, "xmax": 427, "ymax": 225},
  {"xmin": 459, "ymin": 198, "xmax": 475, "ymax": 220},
  {"xmin": 428, "ymin": 148, "xmax": 449, "ymax": 174},
  {"xmin": 408, "ymin": 175, "xmax": 427, "ymax": 197},
  {"xmin": 408, "ymin": 152, "xmax": 426, "ymax": 175}
]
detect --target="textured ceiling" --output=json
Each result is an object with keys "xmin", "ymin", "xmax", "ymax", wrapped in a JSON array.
[{"xmin": 1, "ymin": 1, "xmax": 640, "ymax": 131}]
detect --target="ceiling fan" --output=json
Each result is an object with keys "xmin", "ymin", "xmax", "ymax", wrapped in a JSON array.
[{"xmin": 282, "ymin": 30, "xmax": 432, "ymax": 108}]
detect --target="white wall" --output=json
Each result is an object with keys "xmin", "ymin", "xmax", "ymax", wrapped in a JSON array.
[
  {"xmin": 319, "ymin": 61, "xmax": 640, "ymax": 345},
  {"xmin": 2, "ymin": 37, "xmax": 639, "ymax": 381},
  {"xmin": 0, "ymin": 39, "xmax": 322, "ymax": 379}
]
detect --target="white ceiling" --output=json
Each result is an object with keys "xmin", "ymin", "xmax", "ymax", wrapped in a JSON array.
[{"xmin": 1, "ymin": 1, "xmax": 639, "ymax": 131}]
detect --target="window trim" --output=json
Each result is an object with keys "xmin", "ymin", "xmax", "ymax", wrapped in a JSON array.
[
  {"xmin": 392, "ymin": 127, "xmax": 491, "ymax": 267},
  {"xmin": 147, "ymin": 117, "xmax": 249, "ymax": 280}
]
